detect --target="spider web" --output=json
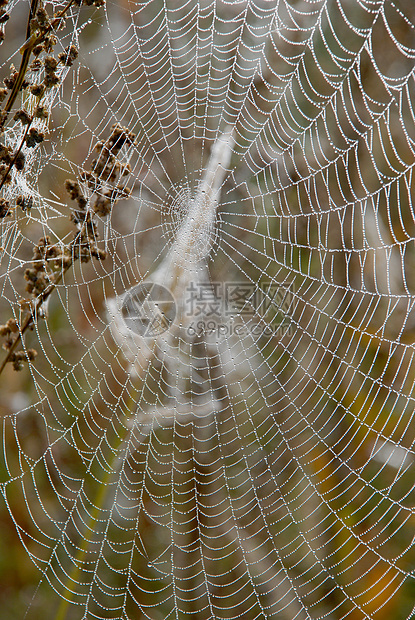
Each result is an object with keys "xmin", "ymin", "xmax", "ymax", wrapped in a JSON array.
[{"xmin": 0, "ymin": 0, "xmax": 415, "ymax": 618}]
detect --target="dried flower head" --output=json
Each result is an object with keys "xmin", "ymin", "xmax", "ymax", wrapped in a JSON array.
[
  {"xmin": 34, "ymin": 6, "xmax": 49, "ymax": 29},
  {"xmin": 43, "ymin": 34, "xmax": 57, "ymax": 53},
  {"xmin": 30, "ymin": 59, "xmax": 42, "ymax": 72},
  {"xmin": 44, "ymin": 56, "xmax": 58, "ymax": 73},
  {"xmin": 16, "ymin": 195, "xmax": 33, "ymax": 212},
  {"xmin": 3, "ymin": 65, "xmax": 18, "ymax": 89},
  {"xmin": 34, "ymin": 105, "xmax": 48, "ymax": 120},
  {"xmin": 0, "ymin": 163, "xmax": 11, "ymax": 184},
  {"xmin": 29, "ymin": 83, "xmax": 46, "ymax": 98},
  {"xmin": 65, "ymin": 179, "xmax": 83, "ymax": 201},
  {"xmin": 43, "ymin": 73, "xmax": 60, "ymax": 88},
  {"xmin": 14, "ymin": 151, "xmax": 25, "ymax": 171},
  {"xmin": 0, "ymin": 144, "xmax": 11, "ymax": 163},
  {"xmin": 0, "ymin": 198, "xmax": 10, "ymax": 217},
  {"xmin": 25, "ymin": 128, "xmax": 44, "ymax": 147},
  {"xmin": 13, "ymin": 109, "xmax": 32, "ymax": 124},
  {"xmin": 58, "ymin": 45, "xmax": 79, "ymax": 67},
  {"xmin": 32, "ymin": 44, "xmax": 43, "ymax": 57}
]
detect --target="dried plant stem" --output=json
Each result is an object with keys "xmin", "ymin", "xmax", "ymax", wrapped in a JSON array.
[
  {"xmin": 1, "ymin": 0, "xmax": 39, "ymax": 120},
  {"xmin": 3, "ymin": 0, "xmax": 77, "ymax": 114},
  {"xmin": 19, "ymin": 0, "xmax": 77, "ymax": 56},
  {"xmin": 0, "ymin": 0, "xmax": 77, "ymax": 188},
  {"xmin": 2, "ymin": 0, "xmax": 77, "ymax": 118},
  {"xmin": 0, "ymin": 267, "xmax": 67, "ymax": 375},
  {"xmin": 0, "ymin": 120, "xmax": 32, "ymax": 193}
]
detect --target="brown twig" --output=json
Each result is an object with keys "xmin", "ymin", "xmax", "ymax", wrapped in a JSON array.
[
  {"xmin": 19, "ymin": 0, "xmax": 77, "ymax": 56},
  {"xmin": 0, "ymin": 121, "xmax": 32, "ymax": 192},
  {"xmin": 0, "ymin": 121, "xmax": 134, "ymax": 375},
  {"xmin": 1, "ymin": 0, "xmax": 77, "ymax": 125},
  {"xmin": 1, "ymin": 0, "xmax": 39, "ymax": 122},
  {"xmin": 0, "ymin": 267, "xmax": 68, "ymax": 375}
]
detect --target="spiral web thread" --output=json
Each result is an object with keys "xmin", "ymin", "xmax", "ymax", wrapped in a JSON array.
[{"xmin": 0, "ymin": 0, "xmax": 415, "ymax": 618}]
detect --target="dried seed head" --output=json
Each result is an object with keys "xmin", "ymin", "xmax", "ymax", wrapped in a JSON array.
[
  {"xmin": 0, "ymin": 144, "xmax": 11, "ymax": 163},
  {"xmin": 29, "ymin": 83, "xmax": 46, "ymax": 97},
  {"xmin": 0, "ymin": 164, "xmax": 11, "ymax": 184},
  {"xmin": 24, "ymin": 268, "xmax": 38, "ymax": 282},
  {"xmin": 108, "ymin": 124, "xmax": 136, "ymax": 151},
  {"xmin": 44, "ymin": 56, "xmax": 58, "ymax": 73},
  {"xmin": 122, "ymin": 163, "xmax": 131, "ymax": 176},
  {"xmin": 61, "ymin": 255, "xmax": 72, "ymax": 268},
  {"xmin": 13, "ymin": 109, "xmax": 32, "ymax": 124},
  {"xmin": 14, "ymin": 151, "xmax": 25, "ymax": 171},
  {"xmin": 16, "ymin": 195, "xmax": 33, "ymax": 212},
  {"xmin": 26, "ymin": 348, "xmax": 38, "ymax": 361},
  {"xmin": 43, "ymin": 73, "xmax": 60, "ymax": 88},
  {"xmin": 34, "ymin": 105, "xmax": 48, "ymax": 119},
  {"xmin": 32, "ymin": 44, "xmax": 43, "ymax": 57},
  {"xmin": 25, "ymin": 127, "xmax": 44, "ymax": 147},
  {"xmin": 92, "ymin": 194, "xmax": 111, "ymax": 216},
  {"xmin": 12, "ymin": 358, "xmax": 23, "ymax": 371},
  {"xmin": 0, "ymin": 197, "xmax": 10, "ymax": 217},
  {"xmin": 35, "ymin": 7, "xmax": 49, "ymax": 28},
  {"xmin": 6, "ymin": 318, "xmax": 18, "ymax": 333},
  {"xmin": 43, "ymin": 34, "xmax": 57, "ymax": 53},
  {"xmin": 52, "ymin": 15, "xmax": 66, "ymax": 31},
  {"xmin": 91, "ymin": 247, "xmax": 107, "ymax": 260},
  {"xmin": 58, "ymin": 45, "xmax": 79, "ymax": 67},
  {"xmin": 3, "ymin": 65, "xmax": 18, "ymax": 90},
  {"xmin": 65, "ymin": 179, "xmax": 82, "ymax": 201},
  {"xmin": 30, "ymin": 59, "xmax": 42, "ymax": 72}
]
